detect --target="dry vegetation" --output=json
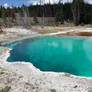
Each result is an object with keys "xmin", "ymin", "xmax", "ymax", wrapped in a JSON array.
[
  {"xmin": 57, "ymin": 32, "xmax": 92, "ymax": 37},
  {"xmin": 38, "ymin": 29, "xmax": 64, "ymax": 34},
  {"xmin": 0, "ymin": 67, "xmax": 52, "ymax": 92}
]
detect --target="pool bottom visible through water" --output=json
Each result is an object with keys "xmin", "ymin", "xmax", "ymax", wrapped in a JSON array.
[{"xmin": 3, "ymin": 36, "xmax": 92, "ymax": 77}]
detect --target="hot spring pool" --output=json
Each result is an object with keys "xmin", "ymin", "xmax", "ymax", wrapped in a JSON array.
[{"xmin": 3, "ymin": 36, "xmax": 92, "ymax": 77}]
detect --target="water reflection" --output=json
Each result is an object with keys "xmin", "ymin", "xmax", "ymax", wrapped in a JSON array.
[{"xmin": 5, "ymin": 36, "xmax": 92, "ymax": 77}]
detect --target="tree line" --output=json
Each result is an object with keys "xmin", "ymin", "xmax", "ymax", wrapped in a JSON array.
[{"xmin": 0, "ymin": 0, "xmax": 92, "ymax": 25}]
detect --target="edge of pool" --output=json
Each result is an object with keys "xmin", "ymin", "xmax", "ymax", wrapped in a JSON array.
[
  {"xmin": 1, "ymin": 34, "xmax": 92, "ymax": 79},
  {"xmin": 0, "ymin": 28, "xmax": 92, "ymax": 91}
]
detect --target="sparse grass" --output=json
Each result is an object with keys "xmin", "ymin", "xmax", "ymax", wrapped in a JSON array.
[
  {"xmin": 0, "ymin": 86, "xmax": 11, "ymax": 92},
  {"xmin": 56, "ymin": 23, "xmax": 75, "ymax": 27},
  {"xmin": 38, "ymin": 29, "xmax": 63, "ymax": 34},
  {"xmin": 74, "ymin": 85, "xmax": 78, "ymax": 88},
  {"xmin": 0, "ymin": 72, "xmax": 4, "ymax": 75},
  {"xmin": 51, "ymin": 89, "xmax": 56, "ymax": 92},
  {"xmin": 80, "ymin": 23, "xmax": 85, "ymax": 26},
  {"xmin": 0, "ymin": 31, "xmax": 7, "ymax": 35},
  {"xmin": 19, "ymin": 75, "xmax": 23, "ymax": 79}
]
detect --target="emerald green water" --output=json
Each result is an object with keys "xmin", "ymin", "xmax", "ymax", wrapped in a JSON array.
[{"xmin": 4, "ymin": 36, "xmax": 92, "ymax": 77}]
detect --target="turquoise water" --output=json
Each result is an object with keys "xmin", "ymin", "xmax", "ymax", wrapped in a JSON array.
[{"xmin": 4, "ymin": 36, "xmax": 92, "ymax": 77}]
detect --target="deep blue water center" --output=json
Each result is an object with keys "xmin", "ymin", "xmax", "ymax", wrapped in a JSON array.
[{"xmin": 3, "ymin": 36, "xmax": 92, "ymax": 77}]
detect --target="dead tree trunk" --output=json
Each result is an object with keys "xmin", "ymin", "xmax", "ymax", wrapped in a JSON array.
[{"xmin": 72, "ymin": 0, "xmax": 84, "ymax": 25}]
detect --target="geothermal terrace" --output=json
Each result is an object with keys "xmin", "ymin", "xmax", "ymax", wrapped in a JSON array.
[{"xmin": 0, "ymin": 26, "xmax": 92, "ymax": 92}]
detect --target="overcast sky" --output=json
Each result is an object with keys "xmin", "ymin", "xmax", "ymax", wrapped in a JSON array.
[{"xmin": 0, "ymin": 0, "xmax": 92, "ymax": 8}]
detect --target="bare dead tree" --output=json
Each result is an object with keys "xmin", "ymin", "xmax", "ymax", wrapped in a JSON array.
[{"xmin": 72, "ymin": 0, "xmax": 84, "ymax": 25}]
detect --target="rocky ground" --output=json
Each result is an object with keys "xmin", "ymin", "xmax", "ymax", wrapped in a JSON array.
[
  {"xmin": 0, "ymin": 26, "xmax": 92, "ymax": 92},
  {"xmin": 0, "ymin": 67, "xmax": 51, "ymax": 92},
  {"xmin": 0, "ymin": 66, "xmax": 90, "ymax": 92}
]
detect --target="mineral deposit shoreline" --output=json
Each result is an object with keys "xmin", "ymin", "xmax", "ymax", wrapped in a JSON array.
[{"xmin": 0, "ymin": 27, "xmax": 92, "ymax": 92}]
